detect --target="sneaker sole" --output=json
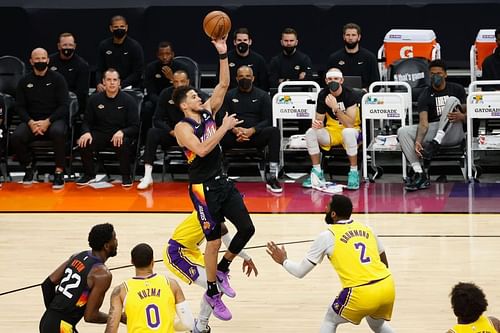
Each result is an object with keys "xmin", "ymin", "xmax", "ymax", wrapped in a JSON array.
[
  {"xmin": 76, "ymin": 179, "xmax": 96, "ymax": 186},
  {"xmin": 266, "ymin": 184, "xmax": 283, "ymax": 193},
  {"xmin": 52, "ymin": 184, "xmax": 65, "ymax": 190}
]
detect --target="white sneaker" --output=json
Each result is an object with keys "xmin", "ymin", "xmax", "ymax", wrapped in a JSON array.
[{"xmin": 137, "ymin": 177, "xmax": 153, "ymax": 190}]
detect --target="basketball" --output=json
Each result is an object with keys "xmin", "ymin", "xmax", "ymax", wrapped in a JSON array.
[{"xmin": 203, "ymin": 10, "xmax": 231, "ymax": 39}]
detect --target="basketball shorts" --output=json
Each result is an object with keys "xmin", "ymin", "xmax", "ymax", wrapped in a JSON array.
[
  {"xmin": 163, "ymin": 239, "xmax": 204, "ymax": 285},
  {"xmin": 332, "ymin": 275, "xmax": 395, "ymax": 324},
  {"xmin": 39, "ymin": 310, "xmax": 77, "ymax": 333}
]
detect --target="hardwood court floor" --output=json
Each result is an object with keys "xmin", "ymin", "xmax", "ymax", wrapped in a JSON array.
[{"xmin": 1, "ymin": 213, "xmax": 499, "ymax": 332}]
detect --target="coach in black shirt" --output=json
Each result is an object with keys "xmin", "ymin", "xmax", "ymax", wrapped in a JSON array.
[
  {"xmin": 12, "ymin": 47, "xmax": 69, "ymax": 189},
  {"xmin": 326, "ymin": 23, "xmax": 380, "ymax": 90},
  {"xmin": 268, "ymin": 27, "xmax": 313, "ymax": 89},
  {"xmin": 50, "ymin": 32, "xmax": 90, "ymax": 115},
  {"xmin": 219, "ymin": 65, "xmax": 282, "ymax": 193},
  {"xmin": 95, "ymin": 15, "xmax": 144, "ymax": 92},
  {"xmin": 77, "ymin": 68, "xmax": 139, "ymax": 187}
]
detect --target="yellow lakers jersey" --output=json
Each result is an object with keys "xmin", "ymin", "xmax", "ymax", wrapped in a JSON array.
[
  {"xmin": 329, "ymin": 221, "xmax": 391, "ymax": 288},
  {"xmin": 124, "ymin": 274, "xmax": 176, "ymax": 333},
  {"xmin": 171, "ymin": 212, "xmax": 205, "ymax": 250},
  {"xmin": 325, "ymin": 104, "xmax": 361, "ymax": 132},
  {"xmin": 450, "ymin": 315, "xmax": 497, "ymax": 333}
]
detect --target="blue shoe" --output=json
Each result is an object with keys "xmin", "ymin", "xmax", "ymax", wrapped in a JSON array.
[
  {"xmin": 303, "ymin": 168, "xmax": 325, "ymax": 188},
  {"xmin": 347, "ymin": 170, "xmax": 360, "ymax": 190}
]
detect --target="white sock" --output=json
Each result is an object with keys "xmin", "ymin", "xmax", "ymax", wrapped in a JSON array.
[
  {"xmin": 412, "ymin": 162, "xmax": 423, "ymax": 173},
  {"xmin": 269, "ymin": 162, "xmax": 278, "ymax": 177},
  {"xmin": 313, "ymin": 164, "xmax": 321, "ymax": 172},
  {"xmin": 350, "ymin": 166, "xmax": 357, "ymax": 172},
  {"xmin": 197, "ymin": 298, "xmax": 212, "ymax": 330},
  {"xmin": 434, "ymin": 130, "xmax": 445, "ymax": 144},
  {"xmin": 144, "ymin": 164, "xmax": 153, "ymax": 179}
]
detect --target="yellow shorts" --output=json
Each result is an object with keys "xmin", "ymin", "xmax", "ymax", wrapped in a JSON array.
[
  {"xmin": 320, "ymin": 127, "xmax": 360, "ymax": 151},
  {"xmin": 333, "ymin": 275, "xmax": 395, "ymax": 324},
  {"xmin": 163, "ymin": 240, "xmax": 204, "ymax": 284}
]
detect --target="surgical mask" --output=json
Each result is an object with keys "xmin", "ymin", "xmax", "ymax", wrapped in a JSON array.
[
  {"xmin": 236, "ymin": 42, "xmax": 249, "ymax": 54},
  {"xmin": 113, "ymin": 28, "xmax": 126, "ymax": 39},
  {"xmin": 33, "ymin": 62, "xmax": 48, "ymax": 71},
  {"xmin": 237, "ymin": 78, "xmax": 252, "ymax": 90},
  {"xmin": 282, "ymin": 46, "xmax": 295, "ymax": 55},
  {"xmin": 431, "ymin": 74, "xmax": 444, "ymax": 87},
  {"xmin": 61, "ymin": 48, "xmax": 75, "ymax": 57},
  {"xmin": 328, "ymin": 81, "xmax": 340, "ymax": 92},
  {"xmin": 344, "ymin": 41, "xmax": 358, "ymax": 50}
]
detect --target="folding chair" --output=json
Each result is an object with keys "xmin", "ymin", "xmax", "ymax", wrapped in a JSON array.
[{"xmin": 174, "ymin": 56, "xmax": 201, "ymax": 90}]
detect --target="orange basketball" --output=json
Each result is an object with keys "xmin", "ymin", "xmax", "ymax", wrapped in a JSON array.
[{"xmin": 203, "ymin": 10, "xmax": 231, "ymax": 39}]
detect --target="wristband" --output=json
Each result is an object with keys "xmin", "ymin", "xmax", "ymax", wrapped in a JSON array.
[{"xmin": 219, "ymin": 53, "xmax": 228, "ymax": 60}]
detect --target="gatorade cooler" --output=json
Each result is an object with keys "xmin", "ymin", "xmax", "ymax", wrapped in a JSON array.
[
  {"xmin": 381, "ymin": 29, "xmax": 440, "ymax": 68},
  {"xmin": 475, "ymin": 29, "xmax": 496, "ymax": 70}
]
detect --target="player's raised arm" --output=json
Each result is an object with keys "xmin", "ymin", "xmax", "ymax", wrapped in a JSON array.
[{"xmin": 205, "ymin": 36, "xmax": 229, "ymax": 116}]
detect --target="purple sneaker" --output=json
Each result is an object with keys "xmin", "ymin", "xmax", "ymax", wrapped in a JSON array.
[
  {"xmin": 216, "ymin": 270, "xmax": 236, "ymax": 298},
  {"xmin": 204, "ymin": 292, "xmax": 232, "ymax": 321}
]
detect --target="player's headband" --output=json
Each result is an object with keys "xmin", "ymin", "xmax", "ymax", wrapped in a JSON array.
[{"xmin": 326, "ymin": 71, "xmax": 343, "ymax": 79}]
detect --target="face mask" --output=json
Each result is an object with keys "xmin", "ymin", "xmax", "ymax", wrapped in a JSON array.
[
  {"xmin": 431, "ymin": 74, "xmax": 444, "ymax": 87},
  {"xmin": 236, "ymin": 42, "xmax": 249, "ymax": 54},
  {"xmin": 61, "ymin": 48, "xmax": 75, "ymax": 57},
  {"xmin": 282, "ymin": 46, "xmax": 295, "ymax": 55},
  {"xmin": 344, "ymin": 41, "xmax": 358, "ymax": 50},
  {"xmin": 33, "ymin": 61, "xmax": 48, "ymax": 71},
  {"xmin": 113, "ymin": 28, "xmax": 126, "ymax": 39},
  {"xmin": 328, "ymin": 81, "xmax": 340, "ymax": 92},
  {"xmin": 324, "ymin": 211, "xmax": 334, "ymax": 224},
  {"xmin": 238, "ymin": 78, "xmax": 252, "ymax": 90}
]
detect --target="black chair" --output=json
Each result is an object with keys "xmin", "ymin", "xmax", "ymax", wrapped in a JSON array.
[
  {"xmin": 174, "ymin": 56, "xmax": 201, "ymax": 90},
  {"xmin": 222, "ymin": 147, "xmax": 267, "ymax": 180},
  {"xmin": 0, "ymin": 55, "xmax": 25, "ymax": 112},
  {"xmin": 161, "ymin": 145, "xmax": 187, "ymax": 181},
  {"xmin": 388, "ymin": 57, "xmax": 430, "ymax": 104}
]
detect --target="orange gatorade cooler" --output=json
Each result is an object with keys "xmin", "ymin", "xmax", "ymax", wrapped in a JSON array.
[
  {"xmin": 382, "ymin": 29, "xmax": 439, "ymax": 68},
  {"xmin": 474, "ymin": 29, "xmax": 496, "ymax": 71}
]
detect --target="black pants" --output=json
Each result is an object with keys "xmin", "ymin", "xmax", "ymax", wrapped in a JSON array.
[
  {"xmin": 220, "ymin": 126, "xmax": 280, "ymax": 163},
  {"xmin": 39, "ymin": 310, "xmax": 77, "ymax": 333},
  {"xmin": 10, "ymin": 120, "xmax": 68, "ymax": 169},
  {"xmin": 142, "ymin": 127, "xmax": 177, "ymax": 165},
  {"xmin": 189, "ymin": 176, "xmax": 255, "ymax": 253},
  {"xmin": 79, "ymin": 131, "xmax": 134, "ymax": 177}
]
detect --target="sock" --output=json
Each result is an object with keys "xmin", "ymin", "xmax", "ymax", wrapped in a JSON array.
[
  {"xmin": 412, "ymin": 162, "xmax": 423, "ymax": 173},
  {"xmin": 207, "ymin": 281, "xmax": 218, "ymax": 297},
  {"xmin": 198, "ymin": 298, "xmax": 212, "ymax": 330},
  {"xmin": 217, "ymin": 257, "xmax": 232, "ymax": 273},
  {"xmin": 269, "ymin": 162, "xmax": 278, "ymax": 177},
  {"xmin": 144, "ymin": 164, "xmax": 153, "ymax": 178},
  {"xmin": 350, "ymin": 166, "xmax": 357, "ymax": 172},
  {"xmin": 313, "ymin": 164, "xmax": 321, "ymax": 172},
  {"xmin": 433, "ymin": 130, "xmax": 445, "ymax": 144}
]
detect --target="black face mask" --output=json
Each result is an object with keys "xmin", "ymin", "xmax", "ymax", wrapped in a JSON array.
[
  {"xmin": 33, "ymin": 62, "xmax": 48, "ymax": 71},
  {"xmin": 282, "ymin": 46, "xmax": 295, "ymax": 55},
  {"xmin": 431, "ymin": 74, "xmax": 444, "ymax": 87},
  {"xmin": 238, "ymin": 78, "xmax": 252, "ymax": 90},
  {"xmin": 113, "ymin": 28, "xmax": 127, "ymax": 39},
  {"xmin": 236, "ymin": 42, "xmax": 249, "ymax": 54},
  {"xmin": 325, "ymin": 211, "xmax": 334, "ymax": 224},
  {"xmin": 344, "ymin": 41, "xmax": 358, "ymax": 50},
  {"xmin": 328, "ymin": 81, "xmax": 340, "ymax": 92},
  {"xmin": 61, "ymin": 48, "xmax": 75, "ymax": 57}
]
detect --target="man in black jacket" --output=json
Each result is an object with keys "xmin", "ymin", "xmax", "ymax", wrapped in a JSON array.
[
  {"xmin": 11, "ymin": 47, "xmax": 69, "ymax": 189},
  {"xmin": 76, "ymin": 68, "xmax": 139, "ymax": 187}
]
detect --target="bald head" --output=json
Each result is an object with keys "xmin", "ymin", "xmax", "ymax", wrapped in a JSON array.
[{"xmin": 30, "ymin": 48, "xmax": 49, "ymax": 73}]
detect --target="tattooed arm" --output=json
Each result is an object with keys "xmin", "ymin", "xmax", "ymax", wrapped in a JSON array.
[{"xmin": 104, "ymin": 284, "xmax": 126, "ymax": 333}]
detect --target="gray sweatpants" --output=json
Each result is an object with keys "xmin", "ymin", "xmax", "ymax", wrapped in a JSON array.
[{"xmin": 397, "ymin": 96, "xmax": 465, "ymax": 165}]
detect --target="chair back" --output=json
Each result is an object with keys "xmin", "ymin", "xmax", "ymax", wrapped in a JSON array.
[{"xmin": 0, "ymin": 56, "xmax": 26, "ymax": 96}]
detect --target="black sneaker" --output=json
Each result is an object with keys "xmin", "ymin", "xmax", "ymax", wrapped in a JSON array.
[
  {"xmin": 23, "ymin": 167, "xmax": 34, "ymax": 185},
  {"xmin": 266, "ymin": 175, "xmax": 283, "ymax": 193},
  {"xmin": 405, "ymin": 172, "xmax": 430, "ymax": 191},
  {"xmin": 422, "ymin": 140, "xmax": 440, "ymax": 161},
  {"xmin": 52, "ymin": 172, "xmax": 65, "ymax": 189},
  {"xmin": 76, "ymin": 175, "xmax": 96, "ymax": 186},
  {"xmin": 122, "ymin": 175, "xmax": 133, "ymax": 188}
]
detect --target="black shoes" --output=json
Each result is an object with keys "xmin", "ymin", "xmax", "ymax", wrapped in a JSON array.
[
  {"xmin": 405, "ymin": 172, "xmax": 430, "ymax": 191},
  {"xmin": 266, "ymin": 174, "xmax": 283, "ymax": 193},
  {"xmin": 76, "ymin": 175, "xmax": 96, "ymax": 185},
  {"xmin": 122, "ymin": 175, "xmax": 133, "ymax": 188},
  {"xmin": 52, "ymin": 172, "xmax": 65, "ymax": 189},
  {"xmin": 22, "ymin": 167, "xmax": 34, "ymax": 185},
  {"xmin": 422, "ymin": 140, "xmax": 440, "ymax": 161}
]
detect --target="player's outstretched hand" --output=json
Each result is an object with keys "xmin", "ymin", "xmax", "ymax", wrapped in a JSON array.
[
  {"xmin": 266, "ymin": 241, "xmax": 287, "ymax": 265},
  {"xmin": 242, "ymin": 258, "xmax": 258, "ymax": 277},
  {"xmin": 211, "ymin": 35, "xmax": 227, "ymax": 55}
]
